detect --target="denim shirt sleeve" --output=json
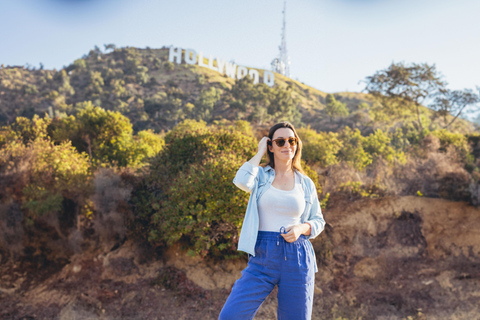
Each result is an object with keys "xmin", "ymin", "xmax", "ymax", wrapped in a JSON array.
[
  {"xmin": 304, "ymin": 179, "xmax": 326, "ymax": 240},
  {"xmin": 233, "ymin": 162, "xmax": 260, "ymax": 193}
]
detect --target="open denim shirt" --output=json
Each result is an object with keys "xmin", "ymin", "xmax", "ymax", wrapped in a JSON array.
[{"xmin": 233, "ymin": 162, "xmax": 326, "ymax": 272}]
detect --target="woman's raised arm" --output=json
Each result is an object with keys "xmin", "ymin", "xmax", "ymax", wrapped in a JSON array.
[{"xmin": 233, "ymin": 137, "xmax": 270, "ymax": 193}]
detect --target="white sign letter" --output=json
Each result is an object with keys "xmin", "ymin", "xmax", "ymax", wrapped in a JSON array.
[
  {"xmin": 197, "ymin": 52, "xmax": 208, "ymax": 67},
  {"xmin": 264, "ymin": 71, "xmax": 275, "ymax": 87},
  {"xmin": 185, "ymin": 49, "xmax": 197, "ymax": 65},
  {"xmin": 249, "ymin": 69, "xmax": 260, "ymax": 85},
  {"xmin": 225, "ymin": 62, "xmax": 237, "ymax": 79},
  {"xmin": 237, "ymin": 66, "xmax": 248, "ymax": 80},
  {"xmin": 216, "ymin": 58, "xmax": 226, "ymax": 74},
  {"xmin": 207, "ymin": 55, "xmax": 218, "ymax": 72},
  {"xmin": 169, "ymin": 47, "xmax": 182, "ymax": 64}
]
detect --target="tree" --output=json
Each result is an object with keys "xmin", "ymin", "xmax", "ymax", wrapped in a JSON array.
[
  {"xmin": 49, "ymin": 103, "xmax": 163, "ymax": 167},
  {"xmin": 195, "ymin": 87, "xmax": 222, "ymax": 121},
  {"xmin": 364, "ymin": 62, "xmax": 446, "ymax": 131},
  {"xmin": 431, "ymin": 88, "xmax": 480, "ymax": 129},
  {"xmin": 267, "ymin": 86, "xmax": 302, "ymax": 126},
  {"xmin": 325, "ymin": 94, "xmax": 349, "ymax": 121},
  {"xmin": 104, "ymin": 43, "xmax": 116, "ymax": 52}
]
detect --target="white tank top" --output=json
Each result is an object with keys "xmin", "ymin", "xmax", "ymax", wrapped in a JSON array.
[{"xmin": 258, "ymin": 172, "xmax": 305, "ymax": 232}]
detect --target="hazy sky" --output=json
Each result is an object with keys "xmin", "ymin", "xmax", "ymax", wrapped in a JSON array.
[{"xmin": 1, "ymin": 0, "xmax": 479, "ymax": 94}]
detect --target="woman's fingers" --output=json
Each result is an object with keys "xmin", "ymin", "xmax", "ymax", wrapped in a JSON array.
[
  {"xmin": 281, "ymin": 226, "xmax": 300, "ymax": 242},
  {"xmin": 281, "ymin": 231, "xmax": 296, "ymax": 243},
  {"xmin": 280, "ymin": 233, "xmax": 291, "ymax": 242},
  {"xmin": 257, "ymin": 136, "xmax": 270, "ymax": 156}
]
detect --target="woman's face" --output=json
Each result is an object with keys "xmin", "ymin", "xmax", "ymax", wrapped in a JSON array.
[{"xmin": 269, "ymin": 127, "xmax": 297, "ymax": 162}]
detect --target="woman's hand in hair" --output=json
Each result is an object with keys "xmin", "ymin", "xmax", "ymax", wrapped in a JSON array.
[
  {"xmin": 257, "ymin": 136, "xmax": 270, "ymax": 157},
  {"xmin": 248, "ymin": 137, "xmax": 270, "ymax": 167}
]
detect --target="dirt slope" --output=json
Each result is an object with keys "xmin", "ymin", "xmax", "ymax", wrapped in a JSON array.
[{"xmin": 1, "ymin": 196, "xmax": 479, "ymax": 319}]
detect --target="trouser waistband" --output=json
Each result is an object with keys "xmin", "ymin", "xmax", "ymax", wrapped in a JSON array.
[{"xmin": 257, "ymin": 228, "xmax": 308, "ymax": 261}]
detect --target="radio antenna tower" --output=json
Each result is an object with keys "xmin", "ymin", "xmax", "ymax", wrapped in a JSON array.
[{"xmin": 271, "ymin": 0, "xmax": 290, "ymax": 77}]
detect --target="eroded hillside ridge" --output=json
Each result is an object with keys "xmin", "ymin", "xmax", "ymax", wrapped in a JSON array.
[{"xmin": 1, "ymin": 196, "xmax": 479, "ymax": 319}]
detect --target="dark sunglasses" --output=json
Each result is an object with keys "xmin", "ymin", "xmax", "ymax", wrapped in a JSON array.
[{"xmin": 270, "ymin": 137, "xmax": 298, "ymax": 147}]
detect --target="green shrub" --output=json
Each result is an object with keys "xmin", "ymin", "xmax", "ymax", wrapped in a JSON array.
[
  {"xmin": 0, "ymin": 126, "xmax": 91, "ymax": 261},
  {"xmin": 337, "ymin": 127, "xmax": 372, "ymax": 170},
  {"xmin": 21, "ymin": 139, "xmax": 91, "ymax": 219},
  {"xmin": 49, "ymin": 103, "xmax": 163, "ymax": 167},
  {"xmin": 336, "ymin": 181, "xmax": 384, "ymax": 199},
  {"xmin": 151, "ymin": 153, "xmax": 249, "ymax": 258},
  {"xmin": 194, "ymin": 87, "xmax": 222, "ymax": 121},
  {"xmin": 72, "ymin": 58, "xmax": 87, "ymax": 70},
  {"xmin": 297, "ymin": 127, "xmax": 342, "ymax": 167},
  {"xmin": 430, "ymin": 129, "xmax": 471, "ymax": 159},
  {"xmin": 364, "ymin": 129, "xmax": 406, "ymax": 165},
  {"xmin": 325, "ymin": 94, "xmax": 349, "ymax": 120},
  {"xmin": 163, "ymin": 61, "xmax": 174, "ymax": 72},
  {"xmin": 144, "ymin": 122, "xmax": 257, "ymax": 258}
]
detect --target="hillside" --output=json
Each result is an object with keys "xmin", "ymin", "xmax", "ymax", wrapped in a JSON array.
[
  {"xmin": 1, "ymin": 46, "xmax": 480, "ymax": 320},
  {"xmin": 0, "ymin": 46, "xmax": 476, "ymax": 135}
]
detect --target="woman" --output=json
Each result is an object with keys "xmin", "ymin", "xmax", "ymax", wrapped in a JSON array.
[{"xmin": 219, "ymin": 122, "xmax": 326, "ymax": 320}]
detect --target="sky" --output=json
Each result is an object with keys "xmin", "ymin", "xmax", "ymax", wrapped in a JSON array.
[{"xmin": 1, "ymin": 0, "xmax": 479, "ymax": 94}]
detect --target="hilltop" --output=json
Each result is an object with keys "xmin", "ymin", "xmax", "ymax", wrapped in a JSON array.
[{"xmin": 0, "ymin": 46, "xmax": 475, "ymax": 135}]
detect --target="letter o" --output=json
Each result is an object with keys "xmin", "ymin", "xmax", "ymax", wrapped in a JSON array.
[
  {"xmin": 185, "ymin": 49, "xmax": 197, "ymax": 65},
  {"xmin": 237, "ymin": 66, "xmax": 248, "ymax": 80}
]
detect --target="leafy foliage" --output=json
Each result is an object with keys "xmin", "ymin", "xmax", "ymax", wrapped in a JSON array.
[
  {"xmin": 49, "ymin": 103, "xmax": 164, "ymax": 167},
  {"xmin": 228, "ymin": 77, "xmax": 301, "ymax": 125},
  {"xmin": 140, "ymin": 121, "xmax": 257, "ymax": 258},
  {"xmin": 297, "ymin": 127, "xmax": 342, "ymax": 167},
  {"xmin": 0, "ymin": 116, "xmax": 91, "ymax": 261},
  {"xmin": 299, "ymin": 126, "xmax": 406, "ymax": 171},
  {"xmin": 364, "ymin": 62, "xmax": 446, "ymax": 105},
  {"xmin": 194, "ymin": 87, "xmax": 222, "ymax": 121},
  {"xmin": 325, "ymin": 94, "xmax": 349, "ymax": 121}
]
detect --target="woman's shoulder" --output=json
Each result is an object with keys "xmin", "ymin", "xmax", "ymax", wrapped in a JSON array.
[{"xmin": 296, "ymin": 171, "xmax": 316, "ymax": 189}]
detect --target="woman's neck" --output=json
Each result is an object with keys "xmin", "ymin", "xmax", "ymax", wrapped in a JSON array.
[{"xmin": 274, "ymin": 159, "xmax": 293, "ymax": 176}]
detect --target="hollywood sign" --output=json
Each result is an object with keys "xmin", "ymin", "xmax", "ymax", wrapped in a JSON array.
[{"xmin": 168, "ymin": 47, "xmax": 275, "ymax": 87}]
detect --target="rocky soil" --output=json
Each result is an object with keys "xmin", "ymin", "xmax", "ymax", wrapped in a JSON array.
[{"xmin": 1, "ymin": 196, "xmax": 480, "ymax": 319}]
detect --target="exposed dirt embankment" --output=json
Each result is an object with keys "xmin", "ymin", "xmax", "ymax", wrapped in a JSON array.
[
  {"xmin": 320, "ymin": 196, "xmax": 480, "ymax": 320},
  {"xmin": 1, "ymin": 196, "xmax": 479, "ymax": 319}
]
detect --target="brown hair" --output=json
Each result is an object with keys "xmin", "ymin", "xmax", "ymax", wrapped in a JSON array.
[{"xmin": 264, "ymin": 122, "xmax": 304, "ymax": 174}]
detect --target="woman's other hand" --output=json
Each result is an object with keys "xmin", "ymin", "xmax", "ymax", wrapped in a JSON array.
[{"xmin": 281, "ymin": 224, "xmax": 311, "ymax": 243}]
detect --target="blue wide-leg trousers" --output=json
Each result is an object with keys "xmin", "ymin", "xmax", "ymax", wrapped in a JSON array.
[{"xmin": 219, "ymin": 231, "xmax": 315, "ymax": 320}]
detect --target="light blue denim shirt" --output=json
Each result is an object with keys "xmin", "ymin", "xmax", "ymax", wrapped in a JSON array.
[{"xmin": 233, "ymin": 161, "xmax": 326, "ymax": 272}]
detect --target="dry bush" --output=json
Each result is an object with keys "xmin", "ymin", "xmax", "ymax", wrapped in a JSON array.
[
  {"xmin": 319, "ymin": 134, "xmax": 473, "ymax": 203},
  {"xmin": 393, "ymin": 141, "xmax": 472, "ymax": 201},
  {"xmin": 322, "ymin": 162, "xmax": 361, "ymax": 196},
  {"xmin": 363, "ymin": 158, "xmax": 396, "ymax": 193},
  {"xmin": 91, "ymin": 168, "xmax": 132, "ymax": 250}
]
